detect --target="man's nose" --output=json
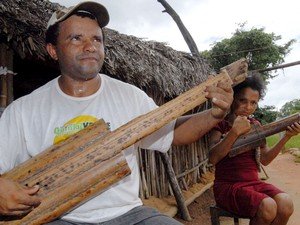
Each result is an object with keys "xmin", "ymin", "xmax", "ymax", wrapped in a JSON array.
[{"xmin": 83, "ymin": 40, "xmax": 96, "ymax": 52}]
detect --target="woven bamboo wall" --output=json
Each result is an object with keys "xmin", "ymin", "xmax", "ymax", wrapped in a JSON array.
[
  {"xmin": 138, "ymin": 136, "xmax": 209, "ymax": 200},
  {"xmin": 138, "ymin": 97, "xmax": 211, "ymax": 199}
]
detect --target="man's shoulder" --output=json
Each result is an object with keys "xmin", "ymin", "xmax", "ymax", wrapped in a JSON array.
[
  {"xmin": 15, "ymin": 78, "xmax": 57, "ymax": 104},
  {"xmin": 101, "ymin": 74, "xmax": 146, "ymax": 94}
]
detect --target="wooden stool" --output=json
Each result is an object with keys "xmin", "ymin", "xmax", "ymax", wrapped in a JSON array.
[{"xmin": 210, "ymin": 205, "xmax": 250, "ymax": 225}]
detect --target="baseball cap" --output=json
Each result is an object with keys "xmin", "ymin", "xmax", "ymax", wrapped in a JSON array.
[{"xmin": 47, "ymin": 1, "xmax": 109, "ymax": 29}]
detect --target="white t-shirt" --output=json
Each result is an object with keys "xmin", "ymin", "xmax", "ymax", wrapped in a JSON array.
[{"xmin": 0, "ymin": 74, "xmax": 175, "ymax": 223}]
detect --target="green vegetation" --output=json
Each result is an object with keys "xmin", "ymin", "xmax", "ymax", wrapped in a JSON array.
[
  {"xmin": 266, "ymin": 134, "xmax": 279, "ymax": 148},
  {"xmin": 279, "ymin": 99, "xmax": 300, "ymax": 117},
  {"xmin": 267, "ymin": 133, "xmax": 300, "ymax": 149},
  {"xmin": 255, "ymin": 105, "xmax": 279, "ymax": 125},
  {"xmin": 201, "ymin": 23, "xmax": 299, "ymax": 125},
  {"xmin": 201, "ymin": 23, "xmax": 295, "ymax": 82}
]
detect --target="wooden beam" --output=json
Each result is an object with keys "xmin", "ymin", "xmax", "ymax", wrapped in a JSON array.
[{"xmin": 251, "ymin": 60, "xmax": 300, "ymax": 73}]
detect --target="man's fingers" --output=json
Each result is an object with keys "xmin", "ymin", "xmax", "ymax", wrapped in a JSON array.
[
  {"xmin": 19, "ymin": 187, "xmax": 41, "ymax": 208},
  {"xmin": 19, "ymin": 195, "xmax": 41, "ymax": 208},
  {"xmin": 0, "ymin": 200, "xmax": 38, "ymax": 216},
  {"xmin": 211, "ymin": 97, "xmax": 231, "ymax": 111},
  {"xmin": 0, "ymin": 207, "xmax": 33, "ymax": 216},
  {"xmin": 205, "ymin": 83, "xmax": 233, "ymax": 99},
  {"xmin": 216, "ymin": 81, "xmax": 233, "ymax": 93},
  {"xmin": 24, "ymin": 185, "xmax": 40, "ymax": 196}
]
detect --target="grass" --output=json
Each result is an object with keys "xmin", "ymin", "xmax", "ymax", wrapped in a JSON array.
[
  {"xmin": 267, "ymin": 134, "xmax": 300, "ymax": 163},
  {"xmin": 267, "ymin": 133, "xmax": 300, "ymax": 149}
]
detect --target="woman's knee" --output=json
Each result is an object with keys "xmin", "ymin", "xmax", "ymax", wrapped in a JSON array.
[
  {"xmin": 256, "ymin": 197, "xmax": 277, "ymax": 223},
  {"xmin": 274, "ymin": 193, "xmax": 294, "ymax": 217}
]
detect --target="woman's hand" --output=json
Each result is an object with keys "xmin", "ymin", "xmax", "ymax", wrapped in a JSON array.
[
  {"xmin": 231, "ymin": 116, "xmax": 251, "ymax": 137},
  {"xmin": 285, "ymin": 122, "xmax": 300, "ymax": 138}
]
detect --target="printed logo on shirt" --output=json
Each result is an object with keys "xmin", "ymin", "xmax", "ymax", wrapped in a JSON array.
[{"xmin": 53, "ymin": 115, "xmax": 98, "ymax": 144}]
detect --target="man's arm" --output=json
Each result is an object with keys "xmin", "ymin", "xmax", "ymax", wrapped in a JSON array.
[{"xmin": 173, "ymin": 81, "xmax": 233, "ymax": 145}]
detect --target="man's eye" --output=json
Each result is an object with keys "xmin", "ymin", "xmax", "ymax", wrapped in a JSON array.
[
  {"xmin": 94, "ymin": 37, "xmax": 102, "ymax": 43},
  {"xmin": 71, "ymin": 36, "xmax": 80, "ymax": 41}
]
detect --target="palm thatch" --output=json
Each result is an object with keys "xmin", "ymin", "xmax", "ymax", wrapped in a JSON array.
[
  {"xmin": 104, "ymin": 30, "xmax": 213, "ymax": 98},
  {"xmin": 0, "ymin": 0, "xmax": 57, "ymax": 60}
]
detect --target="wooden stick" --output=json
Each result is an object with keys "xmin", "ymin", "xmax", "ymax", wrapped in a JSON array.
[{"xmin": 160, "ymin": 152, "xmax": 192, "ymax": 221}]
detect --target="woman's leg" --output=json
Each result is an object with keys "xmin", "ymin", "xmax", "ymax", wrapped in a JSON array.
[
  {"xmin": 271, "ymin": 193, "xmax": 293, "ymax": 225},
  {"xmin": 250, "ymin": 193, "xmax": 293, "ymax": 225},
  {"xmin": 250, "ymin": 197, "xmax": 277, "ymax": 225}
]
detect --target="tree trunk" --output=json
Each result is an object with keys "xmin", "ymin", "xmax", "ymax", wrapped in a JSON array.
[{"xmin": 157, "ymin": 0, "xmax": 201, "ymax": 58}]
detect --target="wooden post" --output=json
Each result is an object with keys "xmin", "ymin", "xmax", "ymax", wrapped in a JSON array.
[
  {"xmin": 160, "ymin": 152, "xmax": 192, "ymax": 221},
  {"xmin": 0, "ymin": 43, "xmax": 14, "ymax": 111},
  {"xmin": 0, "ymin": 74, "xmax": 7, "ymax": 108}
]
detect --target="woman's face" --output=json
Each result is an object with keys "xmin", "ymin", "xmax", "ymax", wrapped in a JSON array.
[{"xmin": 232, "ymin": 87, "xmax": 260, "ymax": 117}]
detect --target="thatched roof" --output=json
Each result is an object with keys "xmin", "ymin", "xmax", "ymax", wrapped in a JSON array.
[
  {"xmin": 0, "ymin": 0, "xmax": 58, "ymax": 60},
  {"xmin": 0, "ymin": 0, "xmax": 213, "ymax": 98}
]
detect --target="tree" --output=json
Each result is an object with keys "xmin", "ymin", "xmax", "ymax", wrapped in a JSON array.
[
  {"xmin": 279, "ymin": 99, "xmax": 300, "ymax": 117},
  {"xmin": 254, "ymin": 105, "xmax": 279, "ymax": 125},
  {"xmin": 201, "ymin": 23, "xmax": 296, "ymax": 81}
]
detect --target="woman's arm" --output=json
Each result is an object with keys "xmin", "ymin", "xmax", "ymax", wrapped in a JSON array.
[
  {"xmin": 209, "ymin": 116, "xmax": 251, "ymax": 165},
  {"xmin": 260, "ymin": 122, "xmax": 300, "ymax": 166}
]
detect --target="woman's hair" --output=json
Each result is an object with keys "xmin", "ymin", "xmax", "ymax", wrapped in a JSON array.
[
  {"xmin": 45, "ymin": 11, "xmax": 105, "ymax": 46},
  {"xmin": 233, "ymin": 73, "xmax": 266, "ymax": 99}
]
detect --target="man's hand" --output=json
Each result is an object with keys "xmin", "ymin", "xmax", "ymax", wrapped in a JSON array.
[
  {"xmin": 0, "ymin": 177, "xmax": 41, "ymax": 216},
  {"xmin": 205, "ymin": 80, "xmax": 233, "ymax": 119}
]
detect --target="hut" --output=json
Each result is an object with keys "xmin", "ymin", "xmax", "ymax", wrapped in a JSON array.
[{"xmin": 0, "ymin": 0, "xmax": 215, "ymax": 217}]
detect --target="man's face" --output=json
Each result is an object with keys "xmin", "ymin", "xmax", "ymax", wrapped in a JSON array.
[{"xmin": 49, "ymin": 15, "xmax": 105, "ymax": 81}]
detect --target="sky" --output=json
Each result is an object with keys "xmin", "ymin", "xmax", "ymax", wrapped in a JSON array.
[{"xmin": 50, "ymin": 0, "xmax": 300, "ymax": 111}]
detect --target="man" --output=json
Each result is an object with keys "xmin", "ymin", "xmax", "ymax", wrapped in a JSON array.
[{"xmin": 0, "ymin": 1, "xmax": 233, "ymax": 224}]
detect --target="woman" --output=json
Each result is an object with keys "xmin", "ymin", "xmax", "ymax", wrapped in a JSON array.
[{"xmin": 209, "ymin": 74, "xmax": 300, "ymax": 225}]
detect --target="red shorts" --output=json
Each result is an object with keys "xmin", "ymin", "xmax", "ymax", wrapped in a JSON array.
[{"xmin": 213, "ymin": 180, "xmax": 283, "ymax": 217}]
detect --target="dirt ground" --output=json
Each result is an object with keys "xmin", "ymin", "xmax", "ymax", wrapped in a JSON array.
[{"xmin": 145, "ymin": 150, "xmax": 300, "ymax": 225}]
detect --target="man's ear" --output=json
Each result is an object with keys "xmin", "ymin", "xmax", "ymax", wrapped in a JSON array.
[{"xmin": 46, "ymin": 43, "xmax": 58, "ymax": 61}]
